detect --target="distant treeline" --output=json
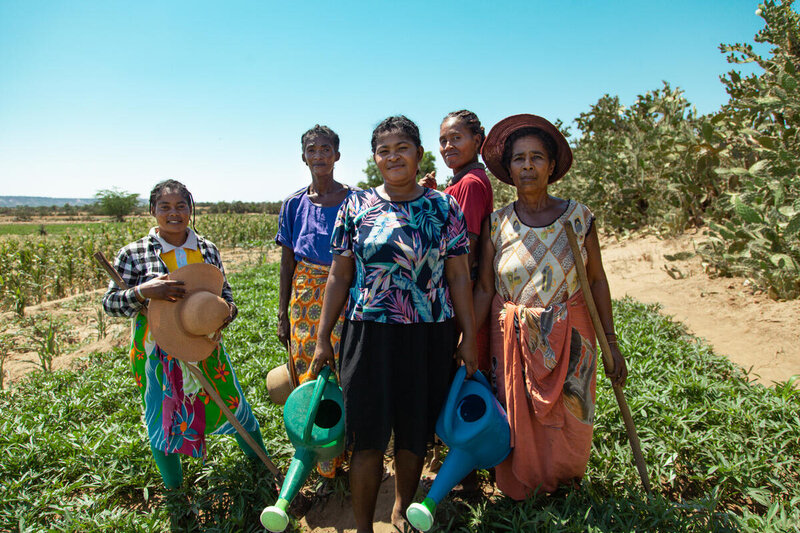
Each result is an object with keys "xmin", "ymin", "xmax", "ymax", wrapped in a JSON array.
[
  {"xmin": 195, "ymin": 201, "xmax": 282, "ymax": 215},
  {"xmin": 0, "ymin": 200, "xmax": 283, "ymax": 219}
]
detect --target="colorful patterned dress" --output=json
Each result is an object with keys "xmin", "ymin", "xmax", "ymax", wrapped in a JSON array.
[
  {"xmin": 105, "ymin": 229, "xmax": 260, "ymax": 460},
  {"xmin": 489, "ymin": 200, "xmax": 599, "ymax": 499}
]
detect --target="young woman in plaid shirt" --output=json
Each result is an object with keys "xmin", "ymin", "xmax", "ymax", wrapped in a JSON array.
[{"xmin": 103, "ymin": 179, "xmax": 267, "ymax": 490}]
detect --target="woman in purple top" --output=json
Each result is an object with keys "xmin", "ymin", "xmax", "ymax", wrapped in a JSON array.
[{"xmin": 275, "ymin": 124, "xmax": 354, "ymax": 482}]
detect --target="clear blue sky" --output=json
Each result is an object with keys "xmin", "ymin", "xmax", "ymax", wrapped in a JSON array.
[{"xmin": 0, "ymin": 0, "xmax": 768, "ymax": 202}]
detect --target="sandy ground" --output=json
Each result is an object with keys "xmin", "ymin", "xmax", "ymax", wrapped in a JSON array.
[
  {"xmin": 2, "ymin": 233, "xmax": 798, "ymax": 532},
  {"xmin": 600, "ymin": 230, "xmax": 800, "ymax": 387}
]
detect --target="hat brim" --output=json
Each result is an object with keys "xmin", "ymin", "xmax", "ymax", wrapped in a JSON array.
[
  {"xmin": 481, "ymin": 114, "xmax": 573, "ymax": 185},
  {"xmin": 148, "ymin": 263, "xmax": 226, "ymax": 362},
  {"xmin": 266, "ymin": 363, "xmax": 294, "ymax": 405}
]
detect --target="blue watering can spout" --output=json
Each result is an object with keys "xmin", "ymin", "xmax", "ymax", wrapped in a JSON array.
[{"xmin": 407, "ymin": 366, "xmax": 511, "ymax": 532}]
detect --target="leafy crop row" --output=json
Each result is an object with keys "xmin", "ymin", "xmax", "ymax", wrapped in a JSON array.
[
  {"xmin": 1, "ymin": 263, "xmax": 797, "ymax": 532},
  {"xmin": 0, "ymin": 214, "xmax": 277, "ymax": 314}
]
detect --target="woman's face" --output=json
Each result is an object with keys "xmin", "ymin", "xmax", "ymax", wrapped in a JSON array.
[
  {"xmin": 508, "ymin": 135, "xmax": 555, "ymax": 192},
  {"xmin": 373, "ymin": 132, "xmax": 423, "ymax": 188},
  {"xmin": 302, "ymin": 135, "xmax": 340, "ymax": 180},
  {"xmin": 439, "ymin": 117, "xmax": 480, "ymax": 173},
  {"xmin": 152, "ymin": 190, "xmax": 190, "ymax": 240}
]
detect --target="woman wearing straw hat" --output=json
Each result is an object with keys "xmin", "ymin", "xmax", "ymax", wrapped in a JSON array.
[
  {"xmin": 102, "ymin": 179, "xmax": 267, "ymax": 491},
  {"xmin": 472, "ymin": 115, "xmax": 628, "ymax": 500}
]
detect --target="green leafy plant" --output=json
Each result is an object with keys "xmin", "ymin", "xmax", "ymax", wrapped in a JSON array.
[
  {"xmin": 27, "ymin": 313, "xmax": 68, "ymax": 373},
  {"xmin": 1, "ymin": 265, "xmax": 798, "ymax": 532},
  {"xmin": 699, "ymin": 0, "xmax": 800, "ymax": 298}
]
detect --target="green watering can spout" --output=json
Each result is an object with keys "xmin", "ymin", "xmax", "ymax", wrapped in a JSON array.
[{"xmin": 260, "ymin": 365, "xmax": 345, "ymax": 532}]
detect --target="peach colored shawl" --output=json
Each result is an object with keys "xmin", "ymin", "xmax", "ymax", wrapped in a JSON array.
[{"xmin": 492, "ymin": 290, "xmax": 597, "ymax": 499}]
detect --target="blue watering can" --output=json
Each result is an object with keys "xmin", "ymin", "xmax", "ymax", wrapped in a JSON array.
[
  {"xmin": 406, "ymin": 366, "xmax": 511, "ymax": 531},
  {"xmin": 260, "ymin": 366, "xmax": 345, "ymax": 532}
]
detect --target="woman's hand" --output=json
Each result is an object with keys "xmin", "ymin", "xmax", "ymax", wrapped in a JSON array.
[
  {"xmin": 310, "ymin": 337, "xmax": 335, "ymax": 377},
  {"xmin": 419, "ymin": 171, "xmax": 437, "ymax": 189},
  {"xmin": 277, "ymin": 312, "xmax": 290, "ymax": 348},
  {"xmin": 137, "ymin": 275, "xmax": 186, "ymax": 302},
  {"xmin": 456, "ymin": 334, "xmax": 478, "ymax": 378},
  {"xmin": 605, "ymin": 342, "xmax": 628, "ymax": 388}
]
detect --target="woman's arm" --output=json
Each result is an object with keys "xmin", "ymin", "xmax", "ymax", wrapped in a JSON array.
[
  {"xmin": 445, "ymin": 253, "xmax": 478, "ymax": 377},
  {"xmin": 472, "ymin": 217, "xmax": 497, "ymax": 328},
  {"xmin": 277, "ymin": 245, "xmax": 298, "ymax": 348},
  {"xmin": 584, "ymin": 224, "xmax": 628, "ymax": 387},
  {"xmin": 310, "ymin": 253, "xmax": 355, "ymax": 375}
]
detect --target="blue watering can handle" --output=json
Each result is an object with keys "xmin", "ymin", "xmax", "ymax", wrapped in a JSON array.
[
  {"xmin": 444, "ymin": 366, "xmax": 492, "ymax": 437},
  {"xmin": 303, "ymin": 365, "xmax": 332, "ymax": 442}
]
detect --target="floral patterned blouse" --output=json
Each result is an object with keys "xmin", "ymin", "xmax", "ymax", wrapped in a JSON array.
[{"xmin": 331, "ymin": 187, "xmax": 469, "ymax": 324}]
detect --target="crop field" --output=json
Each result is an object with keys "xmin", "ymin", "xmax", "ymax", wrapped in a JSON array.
[
  {"xmin": 1, "ymin": 263, "xmax": 798, "ymax": 532},
  {"xmin": 0, "ymin": 214, "xmax": 278, "ymax": 314}
]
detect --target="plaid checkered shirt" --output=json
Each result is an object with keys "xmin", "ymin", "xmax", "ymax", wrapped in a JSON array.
[{"xmin": 102, "ymin": 228, "xmax": 233, "ymax": 318}]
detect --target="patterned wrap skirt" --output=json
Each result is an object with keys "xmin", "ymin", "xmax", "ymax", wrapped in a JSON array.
[
  {"xmin": 289, "ymin": 259, "xmax": 345, "ymax": 477},
  {"xmin": 129, "ymin": 312, "xmax": 260, "ymax": 459}
]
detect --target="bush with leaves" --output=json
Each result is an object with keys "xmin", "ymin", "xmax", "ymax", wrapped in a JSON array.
[
  {"xmin": 700, "ymin": 0, "xmax": 800, "ymax": 298},
  {"xmin": 557, "ymin": 83, "xmax": 721, "ymax": 235}
]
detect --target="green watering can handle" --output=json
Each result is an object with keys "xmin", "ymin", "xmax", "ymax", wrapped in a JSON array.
[{"xmin": 302, "ymin": 365, "xmax": 333, "ymax": 442}]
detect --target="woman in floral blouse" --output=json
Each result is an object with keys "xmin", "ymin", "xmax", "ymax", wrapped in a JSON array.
[{"xmin": 311, "ymin": 116, "xmax": 477, "ymax": 533}]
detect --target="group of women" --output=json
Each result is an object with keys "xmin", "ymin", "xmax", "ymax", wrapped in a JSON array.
[{"xmin": 103, "ymin": 110, "xmax": 628, "ymax": 533}]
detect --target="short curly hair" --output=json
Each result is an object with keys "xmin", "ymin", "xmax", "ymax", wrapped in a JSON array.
[
  {"xmin": 370, "ymin": 115, "xmax": 421, "ymax": 152},
  {"xmin": 301, "ymin": 124, "xmax": 340, "ymax": 152}
]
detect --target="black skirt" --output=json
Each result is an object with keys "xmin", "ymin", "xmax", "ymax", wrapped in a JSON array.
[{"xmin": 338, "ymin": 319, "xmax": 457, "ymax": 458}]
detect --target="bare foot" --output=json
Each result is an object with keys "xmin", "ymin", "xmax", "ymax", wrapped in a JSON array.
[{"xmin": 391, "ymin": 509, "xmax": 414, "ymax": 532}]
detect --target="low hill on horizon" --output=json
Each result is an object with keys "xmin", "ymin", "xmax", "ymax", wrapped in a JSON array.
[{"xmin": 0, "ymin": 196, "xmax": 96, "ymax": 208}]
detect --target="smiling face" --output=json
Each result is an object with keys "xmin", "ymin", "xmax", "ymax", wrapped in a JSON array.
[
  {"xmin": 439, "ymin": 116, "xmax": 481, "ymax": 174},
  {"xmin": 302, "ymin": 135, "xmax": 340, "ymax": 180},
  {"xmin": 151, "ymin": 189, "xmax": 191, "ymax": 244},
  {"xmin": 373, "ymin": 132, "xmax": 424, "ymax": 188},
  {"xmin": 508, "ymin": 135, "xmax": 556, "ymax": 192}
]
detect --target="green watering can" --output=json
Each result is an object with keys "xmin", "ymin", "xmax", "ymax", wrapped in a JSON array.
[{"xmin": 260, "ymin": 365, "xmax": 345, "ymax": 532}]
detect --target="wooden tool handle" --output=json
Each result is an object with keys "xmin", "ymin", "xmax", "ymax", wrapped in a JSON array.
[
  {"xmin": 94, "ymin": 251, "xmax": 128, "ymax": 290},
  {"xmin": 185, "ymin": 363, "xmax": 283, "ymax": 480},
  {"xmin": 565, "ymin": 223, "xmax": 652, "ymax": 494}
]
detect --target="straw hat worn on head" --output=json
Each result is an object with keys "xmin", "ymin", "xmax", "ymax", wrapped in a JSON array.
[
  {"xmin": 481, "ymin": 114, "xmax": 573, "ymax": 185},
  {"xmin": 266, "ymin": 363, "xmax": 294, "ymax": 405},
  {"xmin": 148, "ymin": 263, "xmax": 230, "ymax": 362}
]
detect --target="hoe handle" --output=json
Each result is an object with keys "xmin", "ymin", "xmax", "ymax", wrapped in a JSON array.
[
  {"xmin": 564, "ymin": 224, "xmax": 652, "ymax": 495},
  {"xmin": 94, "ymin": 252, "xmax": 128, "ymax": 289}
]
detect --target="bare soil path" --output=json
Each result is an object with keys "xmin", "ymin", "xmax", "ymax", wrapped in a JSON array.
[{"xmin": 600, "ymin": 230, "xmax": 800, "ymax": 387}]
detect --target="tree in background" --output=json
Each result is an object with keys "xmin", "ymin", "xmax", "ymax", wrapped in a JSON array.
[
  {"xmin": 358, "ymin": 151, "xmax": 437, "ymax": 189},
  {"xmin": 94, "ymin": 189, "xmax": 141, "ymax": 221}
]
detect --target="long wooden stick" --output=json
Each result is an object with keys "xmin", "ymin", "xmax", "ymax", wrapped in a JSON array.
[
  {"xmin": 564, "ymin": 225, "xmax": 652, "ymax": 494},
  {"xmin": 93, "ymin": 251, "xmax": 283, "ymax": 480},
  {"xmin": 183, "ymin": 364, "xmax": 282, "ymax": 479}
]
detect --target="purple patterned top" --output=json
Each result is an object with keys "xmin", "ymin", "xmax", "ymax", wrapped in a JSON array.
[
  {"xmin": 331, "ymin": 187, "xmax": 469, "ymax": 324},
  {"xmin": 276, "ymin": 187, "xmax": 353, "ymax": 265}
]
